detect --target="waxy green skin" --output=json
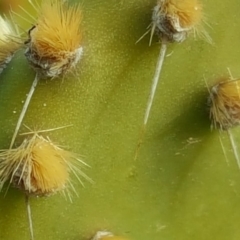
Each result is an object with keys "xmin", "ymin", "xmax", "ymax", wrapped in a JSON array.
[{"xmin": 1, "ymin": 0, "xmax": 240, "ymax": 239}]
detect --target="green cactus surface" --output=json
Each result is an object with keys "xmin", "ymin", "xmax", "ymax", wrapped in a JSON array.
[{"xmin": 1, "ymin": 0, "xmax": 240, "ymax": 240}]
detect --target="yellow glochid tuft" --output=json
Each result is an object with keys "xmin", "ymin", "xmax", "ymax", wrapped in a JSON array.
[
  {"xmin": 150, "ymin": 0, "xmax": 209, "ymax": 43},
  {"xmin": 25, "ymin": 0, "xmax": 83, "ymax": 78},
  {"xmin": 0, "ymin": 133, "xmax": 91, "ymax": 197},
  {"xmin": 0, "ymin": 15, "xmax": 22, "ymax": 74},
  {"xmin": 208, "ymin": 78, "xmax": 240, "ymax": 130}
]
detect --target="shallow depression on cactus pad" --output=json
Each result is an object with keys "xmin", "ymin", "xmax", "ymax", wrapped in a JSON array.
[{"xmin": 1, "ymin": 0, "xmax": 240, "ymax": 240}]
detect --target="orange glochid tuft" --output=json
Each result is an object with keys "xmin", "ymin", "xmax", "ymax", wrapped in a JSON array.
[
  {"xmin": 91, "ymin": 231, "xmax": 129, "ymax": 240},
  {"xmin": 150, "ymin": 0, "xmax": 210, "ymax": 43},
  {"xmin": 0, "ymin": 15, "xmax": 22, "ymax": 74},
  {"xmin": 25, "ymin": 0, "xmax": 83, "ymax": 78},
  {"xmin": 0, "ymin": 133, "xmax": 91, "ymax": 197},
  {"xmin": 209, "ymin": 78, "xmax": 240, "ymax": 130}
]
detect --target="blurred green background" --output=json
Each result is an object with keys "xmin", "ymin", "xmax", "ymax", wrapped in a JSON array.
[{"xmin": 1, "ymin": 0, "xmax": 240, "ymax": 240}]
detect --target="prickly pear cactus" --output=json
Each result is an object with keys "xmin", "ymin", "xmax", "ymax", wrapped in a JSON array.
[{"xmin": 1, "ymin": 0, "xmax": 240, "ymax": 240}]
